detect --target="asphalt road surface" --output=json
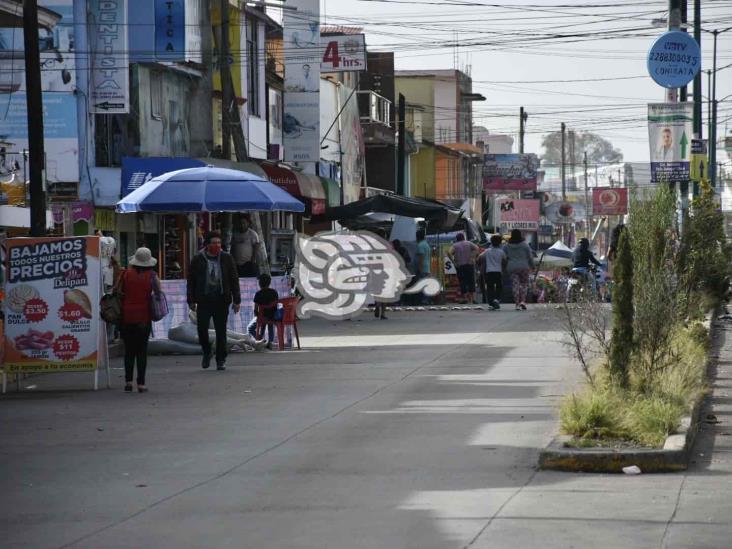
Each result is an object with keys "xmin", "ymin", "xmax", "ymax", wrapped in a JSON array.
[{"xmin": 2, "ymin": 307, "xmax": 730, "ymax": 549}]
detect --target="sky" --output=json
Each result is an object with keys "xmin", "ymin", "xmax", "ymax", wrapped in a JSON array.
[{"xmin": 316, "ymin": 0, "xmax": 732, "ymax": 164}]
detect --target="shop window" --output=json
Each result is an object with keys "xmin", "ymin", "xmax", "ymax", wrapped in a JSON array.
[
  {"xmin": 95, "ymin": 114, "xmax": 137, "ymax": 167},
  {"xmin": 270, "ymin": 92, "xmax": 282, "ymax": 129}
]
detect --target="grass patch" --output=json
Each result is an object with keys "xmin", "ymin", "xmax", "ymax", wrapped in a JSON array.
[
  {"xmin": 560, "ymin": 389, "xmax": 627, "ymax": 441},
  {"xmin": 625, "ymin": 396, "xmax": 684, "ymax": 447},
  {"xmin": 560, "ymin": 323, "xmax": 708, "ymax": 448}
]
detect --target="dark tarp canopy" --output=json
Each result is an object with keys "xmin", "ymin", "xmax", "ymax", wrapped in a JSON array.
[{"xmin": 319, "ymin": 194, "xmax": 463, "ymax": 230}]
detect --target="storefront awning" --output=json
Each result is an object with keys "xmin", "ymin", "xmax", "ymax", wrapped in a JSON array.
[
  {"xmin": 260, "ymin": 163, "xmax": 327, "ymax": 215},
  {"xmin": 319, "ymin": 177, "xmax": 341, "ymax": 207},
  {"xmin": 320, "ymin": 194, "xmax": 463, "ymax": 230}
]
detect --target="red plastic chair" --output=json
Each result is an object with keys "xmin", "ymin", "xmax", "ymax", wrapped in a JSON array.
[{"xmin": 275, "ymin": 297, "xmax": 301, "ymax": 351}]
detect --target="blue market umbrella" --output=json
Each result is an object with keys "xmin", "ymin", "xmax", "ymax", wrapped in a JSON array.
[{"xmin": 116, "ymin": 166, "xmax": 305, "ymax": 213}]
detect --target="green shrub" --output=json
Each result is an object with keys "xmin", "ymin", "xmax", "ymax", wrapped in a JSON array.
[
  {"xmin": 687, "ymin": 321, "xmax": 710, "ymax": 349},
  {"xmin": 625, "ymin": 396, "xmax": 684, "ymax": 447},
  {"xmin": 560, "ymin": 390, "xmax": 626, "ymax": 440},
  {"xmin": 678, "ymin": 181, "xmax": 732, "ymax": 316},
  {"xmin": 638, "ymin": 323, "xmax": 708, "ymax": 409}
]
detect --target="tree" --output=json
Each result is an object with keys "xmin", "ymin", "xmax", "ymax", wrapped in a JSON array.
[
  {"xmin": 677, "ymin": 180, "xmax": 732, "ymax": 317},
  {"xmin": 627, "ymin": 186, "xmax": 678, "ymax": 391},
  {"xmin": 608, "ymin": 229, "xmax": 632, "ymax": 389},
  {"xmin": 541, "ymin": 131, "xmax": 623, "ymax": 165}
]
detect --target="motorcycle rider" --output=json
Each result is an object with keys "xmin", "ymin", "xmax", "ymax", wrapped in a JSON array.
[
  {"xmin": 572, "ymin": 238, "xmax": 601, "ymax": 270},
  {"xmin": 571, "ymin": 238, "xmax": 602, "ymax": 294}
]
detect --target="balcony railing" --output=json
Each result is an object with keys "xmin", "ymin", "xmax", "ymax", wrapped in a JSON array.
[{"xmin": 357, "ymin": 91, "xmax": 392, "ymax": 127}]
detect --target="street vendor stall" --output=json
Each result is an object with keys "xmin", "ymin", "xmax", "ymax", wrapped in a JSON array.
[
  {"xmin": 532, "ymin": 240, "xmax": 574, "ymax": 303},
  {"xmin": 116, "ymin": 166, "xmax": 304, "ymax": 346},
  {"xmin": 318, "ymin": 194, "xmax": 464, "ymax": 303}
]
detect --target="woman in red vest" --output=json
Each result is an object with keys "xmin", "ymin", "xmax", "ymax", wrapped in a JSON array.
[{"xmin": 119, "ymin": 247, "xmax": 158, "ymax": 393}]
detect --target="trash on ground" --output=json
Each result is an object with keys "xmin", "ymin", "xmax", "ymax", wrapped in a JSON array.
[{"xmin": 622, "ymin": 465, "xmax": 642, "ymax": 475}]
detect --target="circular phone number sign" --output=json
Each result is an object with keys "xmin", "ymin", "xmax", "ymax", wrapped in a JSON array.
[{"xmin": 647, "ymin": 31, "xmax": 701, "ymax": 88}]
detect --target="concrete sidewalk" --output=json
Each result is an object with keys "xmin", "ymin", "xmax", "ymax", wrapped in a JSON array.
[
  {"xmin": 1, "ymin": 308, "xmax": 730, "ymax": 549},
  {"xmin": 468, "ymin": 318, "xmax": 732, "ymax": 549}
]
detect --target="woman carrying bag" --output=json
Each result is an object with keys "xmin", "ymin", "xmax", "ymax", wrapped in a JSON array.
[{"xmin": 118, "ymin": 247, "xmax": 158, "ymax": 393}]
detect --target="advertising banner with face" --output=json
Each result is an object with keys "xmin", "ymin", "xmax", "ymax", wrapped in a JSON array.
[
  {"xmin": 648, "ymin": 102, "xmax": 693, "ymax": 183},
  {"xmin": 0, "ymin": 1, "xmax": 79, "ymax": 184},
  {"xmin": 283, "ymin": 0, "xmax": 320, "ymax": 162}
]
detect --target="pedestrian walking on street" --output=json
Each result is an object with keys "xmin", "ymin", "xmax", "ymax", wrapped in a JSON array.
[
  {"xmin": 505, "ymin": 229, "xmax": 534, "ymax": 310},
  {"xmin": 412, "ymin": 229, "xmax": 433, "ymax": 305},
  {"xmin": 392, "ymin": 239, "xmax": 411, "ymax": 268},
  {"xmin": 187, "ymin": 231, "xmax": 241, "ymax": 371},
  {"xmin": 449, "ymin": 232, "xmax": 479, "ymax": 304},
  {"xmin": 119, "ymin": 247, "xmax": 157, "ymax": 393},
  {"xmin": 479, "ymin": 234, "xmax": 507, "ymax": 310}
]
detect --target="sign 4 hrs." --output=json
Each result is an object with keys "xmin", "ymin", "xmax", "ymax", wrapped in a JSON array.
[{"xmin": 321, "ymin": 35, "xmax": 367, "ymax": 72}]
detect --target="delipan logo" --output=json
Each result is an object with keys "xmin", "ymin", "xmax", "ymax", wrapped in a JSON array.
[{"xmin": 295, "ymin": 231, "xmax": 441, "ymax": 320}]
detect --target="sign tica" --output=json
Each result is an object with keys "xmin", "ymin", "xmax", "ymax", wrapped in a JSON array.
[{"xmin": 155, "ymin": 0, "xmax": 184, "ymax": 60}]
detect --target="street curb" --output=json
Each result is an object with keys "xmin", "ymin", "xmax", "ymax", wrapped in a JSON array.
[{"xmin": 538, "ymin": 317, "xmax": 714, "ymax": 473}]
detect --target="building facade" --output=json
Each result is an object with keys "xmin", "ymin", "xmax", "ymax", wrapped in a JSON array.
[{"xmin": 396, "ymin": 69, "xmax": 484, "ymax": 221}]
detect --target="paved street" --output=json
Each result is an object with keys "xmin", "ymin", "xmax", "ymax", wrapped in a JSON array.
[{"xmin": 1, "ymin": 308, "xmax": 731, "ymax": 549}]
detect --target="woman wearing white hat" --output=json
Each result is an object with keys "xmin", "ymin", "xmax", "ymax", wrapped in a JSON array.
[{"xmin": 118, "ymin": 247, "xmax": 158, "ymax": 393}]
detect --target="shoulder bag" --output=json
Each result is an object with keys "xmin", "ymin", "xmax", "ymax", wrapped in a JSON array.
[
  {"xmin": 150, "ymin": 272, "xmax": 169, "ymax": 321},
  {"xmin": 100, "ymin": 270, "xmax": 125, "ymax": 324}
]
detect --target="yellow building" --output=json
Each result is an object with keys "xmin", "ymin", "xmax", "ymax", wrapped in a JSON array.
[{"xmin": 396, "ymin": 70, "xmax": 484, "ymax": 221}]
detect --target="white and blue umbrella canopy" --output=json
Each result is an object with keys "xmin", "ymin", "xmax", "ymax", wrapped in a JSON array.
[
  {"xmin": 545, "ymin": 240, "xmax": 573, "ymax": 259},
  {"xmin": 537, "ymin": 240, "xmax": 574, "ymax": 268},
  {"xmin": 116, "ymin": 166, "xmax": 305, "ymax": 213}
]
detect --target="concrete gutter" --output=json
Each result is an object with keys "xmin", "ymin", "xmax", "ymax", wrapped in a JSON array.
[{"xmin": 539, "ymin": 316, "xmax": 714, "ymax": 473}]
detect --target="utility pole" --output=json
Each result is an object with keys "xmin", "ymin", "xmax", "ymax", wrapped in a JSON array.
[
  {"xmin": 219, "ymin": 0, "xmax": 231, "ymax": 160},
  {"xmin": 680, "ymin": 0, "xmax": 688, "ymax": 102},
  {"xmin": 668, "ymin": 0, "xmax": 682, "ymax": 102},
  {"xmin": 214, "ymin": 0, "xmax": 248, "ymax": 162},
  {"xmin": 568, "ymin": 130, "xmax": 576, "ymax": 190},
  {"xmin": 692, "ymin": 0, "xmax": 702, "ymax": 196},
  {"xmin": 583, "ymin": 150, "xmax": 590, "ymax": 239},
  {"xmin": 397, "ymin": 93, "xmax": 406, "ymax": 196},
  {"xmin": 693, "ymin": 0, "xmax": 702, "ymax": 137},
  {"xmin": 23, "ymin": 0, "xmax": 47, "ymax": 237},
  {"xmin": 560, "ymin": 122, "xmax": 566, "ymax": 200},
  {"xmin": 668, "ymin": 0, "xmax": 682, "ymax": 221},
  {"xmin": 711, "ymin": 29, "xmax": 719, "ymax": 187},
  {"xmin": 519, "ymin": 107, "xmax": 527, "ymax": 154},
  {"xmin": 678, "ymin": 0, "xmax": 689, "ymax": 216}
]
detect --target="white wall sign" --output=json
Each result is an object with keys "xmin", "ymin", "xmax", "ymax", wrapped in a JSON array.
[
  {"xmin": 89, "ymin": 0, "xmax": 129, "ymax": 113},
  {"xmin": 284, "ymin": 0, "xmax": 320, "ymax": 162}
]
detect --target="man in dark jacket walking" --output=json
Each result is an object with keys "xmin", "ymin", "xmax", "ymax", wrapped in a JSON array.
[{"xmin": 187, "ymin": 231, "xmax": 241, "ymax": 370}]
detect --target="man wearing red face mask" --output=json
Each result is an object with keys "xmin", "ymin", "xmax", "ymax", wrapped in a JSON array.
[{"xmin": 187, "ymin": 231, "xmax": 241, "ymax": 370}]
